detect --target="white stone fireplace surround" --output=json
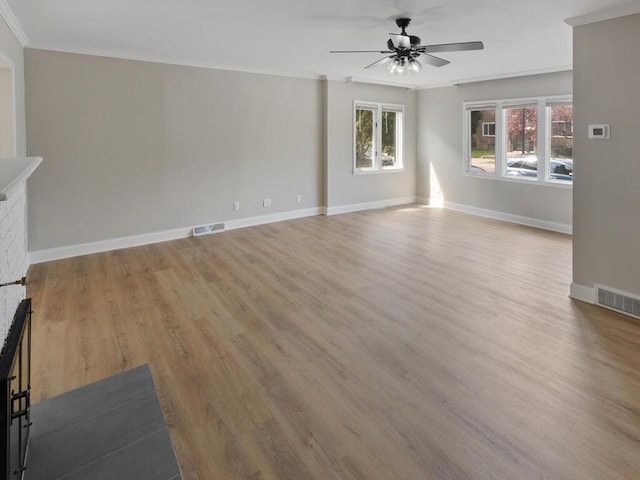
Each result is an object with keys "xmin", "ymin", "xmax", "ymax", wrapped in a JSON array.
[{"xmin": 0, "ymin": 157, "xmax": 41, "ymax": 340}]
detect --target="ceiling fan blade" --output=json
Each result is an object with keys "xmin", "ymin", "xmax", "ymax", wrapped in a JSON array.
[
  {"xmin": 364, "ymin": 56, "xmax": 395, "ymax": 70},
  {"xmin": 330, "ymin": 50, "xmax": 393, "ymax": 54},
  {"xmin": 389, "ymin": 34, "xmax": 410, "ymax": 49},
  {"xmin": 419, "ymin": 53, "xmax": 450, "ymax": 67},
  {"xmin": 421, "ymin": 41, "xmax": 484, "ymax": 53}
]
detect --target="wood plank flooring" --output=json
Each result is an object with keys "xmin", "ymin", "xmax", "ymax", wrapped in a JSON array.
[{"xmin": 27, "ymin": 206, "xmax": 640, "ymax": 479}]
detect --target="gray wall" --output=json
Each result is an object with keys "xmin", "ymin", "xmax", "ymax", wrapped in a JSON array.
[
  {"xmin": 0, "ymin": 67, "xmax": 15, "ymax": 156},
  {"xmin": 25, "ymin": 49, "xmax": 324, "ymax": 251},
  {"xmin": 417, "ymin": 71, "xmax": 573, "ymax": 227},
  {"xmin": 25, "ymin": 50, "xmax": 419, "ymax": 252},
  {"xmin": 325, "ymin": 80, "xmax": 416, "ymax": 209},
  {"xmin": 572, "ymin": 14, "xmax": 640, "ymax": 295}
]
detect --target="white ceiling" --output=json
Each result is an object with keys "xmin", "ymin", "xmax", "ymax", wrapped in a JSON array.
[{"xmin": 5, "ymin": 0, "xmax": 640, "ymax": 88}]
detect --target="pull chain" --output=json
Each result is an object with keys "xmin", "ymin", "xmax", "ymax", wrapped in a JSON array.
[{"xmin": 0, "ymin": 276, "xmax": 26, "ymax": 288}]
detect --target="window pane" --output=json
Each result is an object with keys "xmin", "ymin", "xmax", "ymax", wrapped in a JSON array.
[
  {"xmin": 355, "ymin": 108, "xmax": 374, "ymax": 168},
  {"xmin": 506, "ymin": 106, "xmax": 538, "ymax": 179},
  {"xmin": 482, "ymin": 122, "xmax": 495, "ymax": 136},
  {"xmin": 469, "ymin": 109, "xmax": 495, "ymax": 173},
  {"xmin": 549, "ymin": 104, "xmax": 573, "ymax": 182},
  {"xmin": 381, "ymin": 110, "xmax": 399, "ymax": 168}
]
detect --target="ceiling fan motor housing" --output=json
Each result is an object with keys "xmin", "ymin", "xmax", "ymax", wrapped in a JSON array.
[{"xmin": 396, "ymin": 18, "xmax": 411, "ymax": 30}]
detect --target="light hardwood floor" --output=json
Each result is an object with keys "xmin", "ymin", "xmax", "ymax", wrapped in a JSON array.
[{"xmin": 27, "ymin": 206, "xmax": 640, "ymax": 480}]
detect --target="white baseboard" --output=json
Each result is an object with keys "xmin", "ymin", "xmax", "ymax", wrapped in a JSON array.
[
  {"xmin": 28, "ymin": 198, "xmax": 571, "ymax": 264},
  {"xmin": 443, "ymin": 201, "xmax": 572, "ymax": 235},
  {"xmin": 326, "ymin": 196, "xmax": 417, "ymax": 216},
  {"xmin": 224, "ymin": 207, "xmax": 324, "ymax": 230},
  {"xmin": 570, "ymin": 283, "xmax": 595, "ymax": 304},
  {"xmin": 29, "ymin": 207, "xmax": 324, "ymax": 264},
  {"xmin": 29, "ymin": 227, "xmax": 193, "ymax": 264}
]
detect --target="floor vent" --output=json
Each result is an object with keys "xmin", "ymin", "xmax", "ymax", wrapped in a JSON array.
[
  {"xmin": 595, "ymin": 284, "xmax": 640, "ymax": 320},
  {"xmin": 192, "ymin": 222, "xmax": 225, "ymax": 237}
]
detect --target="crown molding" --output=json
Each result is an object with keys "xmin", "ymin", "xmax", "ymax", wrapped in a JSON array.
[
  {"xmin": 346, "ymin": 76, "xmax": 415, "ymax": 89},
  {"xmin": 565, "ymin": 3, "xmax": 640, "ymax": 27},
  {"xmin": 415, "ymin": 65, "xmax": 573, "ymax": 90},
  {"xmin": 26, "ymin": 43, "xmax": 322, "ymax": 81},
  {"xmin": 22, "ymin": 47, "xmax": 412, "ymax": 89},
  {"xmin": 320, "ymin": 75, "xmax": 344, "ymax": 82},
  {"xmin": 321, "ymin": 75, "xmax": 414, "ymax": 89},
  {"xmin": 25, "ymin": 45, "xmax": 572, "ymax": 91},
  {"xmin": 0, "ymin": 0, "xmax": 28, "ymax": 46}
]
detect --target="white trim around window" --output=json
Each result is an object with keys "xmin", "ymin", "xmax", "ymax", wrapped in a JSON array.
[
  {"xmin": 482, "ymin": 122, "xmax": 496, "ymax": 137},
  {"xmin": 463, "ymin": 95, "xmax": 573, "ymax": 187},
  {"xmin": 353, "ymin": 100, "xmax": 404, "ymax": 174}
]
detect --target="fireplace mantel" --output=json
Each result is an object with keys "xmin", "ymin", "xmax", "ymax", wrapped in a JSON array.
[{"xmin": 0, "ymin": 157, "xmax": 42, "ymax": 201}]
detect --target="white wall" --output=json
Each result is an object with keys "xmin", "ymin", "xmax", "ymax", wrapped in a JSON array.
[
  {"xmin": 0, "ymin": 182, "xmax": 27, "ymax": 339},
  {"xmin": 0, "ymin": 16, "xmax": 27, "ymax": 340},
  {"xmin": 417, "ymin": 71, "xmax": 573, "ymax": 230},
  {"xmin": 325, "ymin": 80, "xmax": 417, "ymax": 211},
  {"xmin": 572, "ymin": 13, "xmax": 640, "ymax": 297},
  {"xmin": 25, "ymin": 49, "xmax": 324, "ymax": 252}
]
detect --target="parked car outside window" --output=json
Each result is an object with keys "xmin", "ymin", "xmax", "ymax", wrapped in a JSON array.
[{"xmin": 506, "ymin": 156, "xmax": 572, "ymax": 181}]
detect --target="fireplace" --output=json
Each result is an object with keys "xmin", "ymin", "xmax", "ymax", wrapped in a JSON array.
[
  {"xmin": 0, "ymin": 157, "xmax": 42, "ymax": 479},
  {"xmin": 0, "ymin": 299, "xmax": 31, "ymax": 480}
]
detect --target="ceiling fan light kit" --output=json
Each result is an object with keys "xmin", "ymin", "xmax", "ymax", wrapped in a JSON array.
[
  {"xmin": 330, "ymin": 17, "xmax": 484, "ymax": 76},
  {"xmin": 388, "ymin": 57, "xmax": 422, "ymax": 75}
]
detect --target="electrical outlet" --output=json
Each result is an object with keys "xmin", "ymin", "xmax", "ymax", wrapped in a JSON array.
[
  {"xmin": 263, "ymin": 198, "xmax": 271, "ymax": 207},
  {"xmin": 296, "ymin": 194, "xmax": 302, "ymax": 204},
  {"xmin": 233, "ymin": 201, "xmax": 240, "ymax": 211}
]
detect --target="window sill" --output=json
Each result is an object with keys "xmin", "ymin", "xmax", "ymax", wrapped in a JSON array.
[
  {"xmin": 462, "ymin": 172, "xmax": 572, "ymax": 189},
  {"xmin": 354, "ymin": 167, "xmax": 405, "ymax": 175}
]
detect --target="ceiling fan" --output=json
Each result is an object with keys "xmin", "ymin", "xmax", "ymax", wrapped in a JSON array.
[{"xmin": 330, "ymin": 18, "xmax": 484, "ymax": 74}]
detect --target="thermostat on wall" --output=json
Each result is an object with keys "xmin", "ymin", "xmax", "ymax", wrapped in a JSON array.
[{"xmin": 588, "ymin": 124, "xmax": 610, "ymax": 139}]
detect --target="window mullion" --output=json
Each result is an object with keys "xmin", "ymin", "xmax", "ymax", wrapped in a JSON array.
[
  {"xmin": 495, "ymin": 104, "xmax": 505, "ymax": 177},
  {"xmin": 538, "ymin": 101, "xmax": 549, "ymax": 181},
  {"xmin": 375, "ymin": 107, "xmax": 382, "ymax": 169}
]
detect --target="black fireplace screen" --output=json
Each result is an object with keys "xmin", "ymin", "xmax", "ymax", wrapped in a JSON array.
[{"xmin": 0, "ymin": 299, "xmax": 31, "ymax": 480}]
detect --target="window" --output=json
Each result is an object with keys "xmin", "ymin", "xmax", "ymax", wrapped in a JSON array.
[
  {"xmin": 464, "ymin": 96, "xmax": 573, "ymax": 184},
  {"xmin": 548, "ymin": 103, "xmax": 573, "ymax": 181},
  {"xmin": 469, "ymin": 108, "xmax": 496, "ymax": 173},
  {"xmin": 505, "ymin": 104, "xmax": 539, "ymax": 179},
  {"xmin": 354, "ymin": 101, "xmax": 403, "ymax": 173},
  {"xmin": 552, "ymin": 120, "xmax": 572, "ymax": 136},
  {"xmin": 482, "ymin": 122, "xmax": 496, "ymax": 137},
  {"xmin": 355, "ymin": 106, "xmax": 375, "ymax": 169}
]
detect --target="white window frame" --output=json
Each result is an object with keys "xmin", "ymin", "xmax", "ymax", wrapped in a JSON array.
[
  {"xmin": 463, "ymin": 95, "xmax": 572, "ymax": 188},
  {"xmin": 353, "ymin": 101, "xmax": 404, "ymax": 174},
  {"xmin": 482, "ymin": 122, "xmax": 496, "ymax": 137}
]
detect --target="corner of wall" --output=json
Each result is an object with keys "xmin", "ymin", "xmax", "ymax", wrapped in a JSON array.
[{"xmin": 569, "ymin": 282, "xmax": 595, "ymax": 304}]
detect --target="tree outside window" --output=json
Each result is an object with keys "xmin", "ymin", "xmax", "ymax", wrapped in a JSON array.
[
  {"xmin": 354, "ymin": 102, "xmax": 403, "ymax": 172},
  {"xmin": 355, "ymin": 108, "xmax": 374, "ymax": 169},
  {"xmin": 465, "ymin": 96, "xmax": 573, "ymax": 184},
  {"xmin": 506, "ymin": 106, "xmax": 538, "ymax": 158}
]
